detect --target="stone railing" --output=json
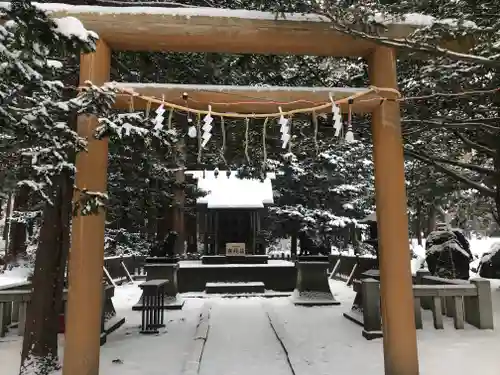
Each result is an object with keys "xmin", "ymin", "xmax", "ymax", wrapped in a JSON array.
[
  {"xmin": 0, "ymin": 284, "xmax": 123, "ymax": 344},
  {"xmin": 345, "ymin": 269, "xmax": 494, "ymax": 339}
]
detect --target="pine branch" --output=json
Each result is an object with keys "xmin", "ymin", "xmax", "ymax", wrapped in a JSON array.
[
  {"xmin": 453, "ymin": 131, "xmax": 496, "ymax": 157},
  {"xmin": 404, "ymin": 149, "xmax": 496, "ymax": 196}
]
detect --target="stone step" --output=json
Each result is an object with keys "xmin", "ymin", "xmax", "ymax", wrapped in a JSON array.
[{"xmin": 205, "ymin": 282, "xmax": 265, "ymax": 294}]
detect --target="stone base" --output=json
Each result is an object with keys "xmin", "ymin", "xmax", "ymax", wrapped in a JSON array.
[
  {"xmin": 140, "ymin": 323, "xmax": 166, "ymax": 335},
  {"xmin": 183, "ymin": 291, "xmax": 292, "ymax": 299},
  {"xmin": 362, "ymin": 329, "xmax": 383, "ymax": 340},
  {"xmin": 100, "ymin": 316, "xmax": 126, "ymax": 345},
  {"xmin": 292, "ymin": 290, "xmax": 340, "ymax": 306},
  {"xmin": 146, "ymin": 257, "xmax": 179, "ymax": 264},
  {"xmin": 205, "ymin": 281, "xmax": 265, "ymax": 294},
  {"xmin": 293, "ymin": 261, "xmax": 338, "ymax": 306},
  {"xmin": 201, "ymin": 255, "xmax": 226, "ymax": 264},
  {"xmin": 132, "ymin": 295, "xmax": 185, "ymax": 311},
  {"xmin": 344, "ymin": 309, "xmax": 383, "ymax": 340},
  {"xmin": 297, "ymin": 255, "xmax": 330, "ymax": 262},
  {"xmin": 201, "ymin": 255, "xmax": 269, "ymax": 264},
  {"xmin": 343, "ymin": 310, "xmax": 364, "ymax": 326}
]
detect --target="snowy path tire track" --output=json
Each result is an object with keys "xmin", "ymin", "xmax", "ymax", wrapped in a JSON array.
[
  {"xmin": 263, "ymin": 302, "xmax": 320, "ymax": 375},
  {"xmin": 196, "ymin": 298, "xmax": 293, "ymax": 375},
  {"xmin": 181, "ymin": 302, "xmax": 212, "ymax": 375},
  {"xmin": 263, "ymin": 303, "xmax": 296, "ymax": 375}
]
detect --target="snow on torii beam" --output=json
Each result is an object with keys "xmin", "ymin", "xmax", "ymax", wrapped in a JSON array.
[
  {"xmin": 21, "ymin": 3, "xmax": 460, "ymax": 56},
  {"xmin": 111, "ymin": 83, "xmax": 398, "ymax": 115}
]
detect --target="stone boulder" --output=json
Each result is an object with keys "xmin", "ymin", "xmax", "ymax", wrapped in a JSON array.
[
  {"xmin": 425, "ymin": 229, "xmax": 472, "ymax": 280},
  {"xmin": 478, "ymin": 242, "xmax": 500, "ymax": 279}
]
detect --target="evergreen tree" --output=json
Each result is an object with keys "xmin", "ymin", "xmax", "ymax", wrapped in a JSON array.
[
  {"xmin": 0, "ymin": 2, "xmax": 115, "ymax": 373},
  {"xmin": 270, "ymin": 134, "xmax": 374, "ymax": 251}
]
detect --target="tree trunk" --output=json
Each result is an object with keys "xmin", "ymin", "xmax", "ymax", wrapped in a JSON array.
[
  {"xmin": 173, "ymin": 137, "xmax": 186, "ymax": 255},
  {"xmin": 156, "ymin": 205, "xmax": 172, "ymax": 242},
  {"xmin": 426, "ymin": 205, "xmax": 437, "ymax": 236},
  {"xmin": 3, "ymin": 193, "xmax": 13, "ymax": 247},
  {"xmin": 185, "ymin": 211, "xmax": 198, "ymax": 253},
  {"xmin": 19, "ymin": 99, "xmax": 77, "ymax": 373},
  {"xmin": 290, "ymin": 232, "xmax": 297, "ymax": 258},
  {"xmin": 19, "ymin": 172, "xmax": 73, "ymax": 375},
  {"xmin": 494, "ymin": 142, "xmax": 500, "ymax": 226},
  {"xmin": 146, "ymin": 178, "xmax": 158, "ymax": 242},
  {"xmin": 415, "ymin": 200, "xmax": 423, "ymax": 246},
  {"xmin": 7, "ymin": 187, "xmax": 30, "ymax": 263}
]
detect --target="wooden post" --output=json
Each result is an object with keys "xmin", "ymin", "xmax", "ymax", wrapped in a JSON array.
[
  {"xmin": 368, "ymin": 46, "xmax": 419, "ymax": 375},
  {"xmin": 63, "ymin": 40, "xmax": 111, "ymax": 375},
  {"xmin": 173, "ymin": 138, "xmax": 186, "ymax": 255}
]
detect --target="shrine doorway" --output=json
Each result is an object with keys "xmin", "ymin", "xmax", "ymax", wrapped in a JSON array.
[{"xmin": 217, "ymin": 209, "xmax": 252, "ymax": 249}]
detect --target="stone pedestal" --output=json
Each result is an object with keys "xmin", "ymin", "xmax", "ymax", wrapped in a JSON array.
[
  {"xmin": 201, "ymin": 255, "xmax": 269, "ymax": 264},
  {"xmin": 145, "ymin": 256, "xmax": 179, "ymax": 264},
  {"xmin": 132, "ymin": 263, "xmax": 184, "ymax": 310},
  {"xmin": 293, "ymin": 261, "xmax": 340, "ymax": 306},
  {"xmin": 297, "ymin": 255, "xmax": 329, "ymax": 262}
]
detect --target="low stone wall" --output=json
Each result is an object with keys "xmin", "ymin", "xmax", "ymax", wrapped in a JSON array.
[
  {"xmin": 201, "ymin": 255, "xmax": 269, "ymax": 264},
  {"xmin": 177, "ymin": 263, "xmax": 297, "ymax": 292}
]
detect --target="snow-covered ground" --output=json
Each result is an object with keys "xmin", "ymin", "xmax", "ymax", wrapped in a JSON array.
[
  {"xmin": 1, "ymin": 237, "xmax": 499, "ymax": 374},
  {"xmin": 2, "ymin": 277, "xmax": 500, "ymax": 375},
  {"xmin": 0, "ymin": 266, "xmax": 31, "ymax": 288},
  {"xmin": 0, "ymin": 282, "xmax": 205, "ymax": 375}
]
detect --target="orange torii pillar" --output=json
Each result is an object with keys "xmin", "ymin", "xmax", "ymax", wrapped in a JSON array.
[
  {"xmin": 63, "ymin": 40, "xmax": 111, "ymax": 375},
  {"xmin": 368, "ymin": 46, "xmax": 420, "ymax": 375}
]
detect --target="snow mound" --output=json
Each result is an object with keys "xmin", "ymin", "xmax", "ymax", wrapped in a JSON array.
[{"xmin": 53, "ymin": 16, "xmax": 98, "ymax": 41}]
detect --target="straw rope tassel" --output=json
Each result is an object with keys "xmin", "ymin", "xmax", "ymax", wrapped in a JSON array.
[
  {"xmin": 287, "ymin": 116, "xmax": 293, "ymax": 153},
  {"xmin": 167, "ymin": 108, "xmax": 173, "ymax": 129},
  {"xmin": 262, "ymin": 117, "xmax": 269, "ymax": 168},
  {"xmin": 345, "ymin": 98, "xmax": 354, "ymax": 143},
  {"xmin": 129, "ymin": 96, "xmax": 134, "ymax": 112},
  {"xmin": 312, "ymin": 112, "xmax": 319, "ymax": 155},
  {"xmin": 220, "ymin": 116, "xmax": 227, "ymax": 166},
  {"xmin": 196, "ymin": 113, "xmax": 202, "ymax": 164},
  {"xmin": 145, "ymin": 99, "xmax": 151, "ymax": 118},
  {"xmin": 244, "ymin": 117, "xmax": 250, "ymax": 163}
]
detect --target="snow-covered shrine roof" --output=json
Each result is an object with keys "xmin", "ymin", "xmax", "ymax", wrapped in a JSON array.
[
  {"xmin": 111, "ymin": 83, "xmax": 388, "ymax": 114},
  {"xmin": 186, "ymin": 170, "xmax": 274, "ymax": 209},
  {"xmin": 0, "ymin": 3, "xmax": 453, "ymax": 56}
]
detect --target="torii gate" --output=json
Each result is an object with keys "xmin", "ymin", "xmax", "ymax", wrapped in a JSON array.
[{"xmin": 48, "ymin": 5, "xmax": 426, "ymax": 375}]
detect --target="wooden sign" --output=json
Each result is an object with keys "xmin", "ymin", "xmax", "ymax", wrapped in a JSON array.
[{"xmin": 226, "ymin": 243, "xmax": 246, "ymax": 256}]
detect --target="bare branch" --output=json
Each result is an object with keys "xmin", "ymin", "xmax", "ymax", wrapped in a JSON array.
[
  {"xmin": 311, "ymin": 8, "xmax": 499, "ymax": 67},
  {"xmin": 404, "ymin": 149, "xmax": 496, "ymax": 196},
  {"xmin": 424, "ymin": 153, "xmax": 496, "ymax": 175},
  {"xmin": 453, "ymin": 131, "xmax": 496, "ymax": 157},
  {"xmin": 402, "ymin": 119, "xmax": 500, "ymax": 132}
]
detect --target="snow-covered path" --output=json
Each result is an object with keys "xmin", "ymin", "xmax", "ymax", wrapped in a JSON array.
[{"xmin": 198, "ymin": 298, "xmax": 292, "ymax": 375}]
